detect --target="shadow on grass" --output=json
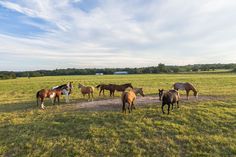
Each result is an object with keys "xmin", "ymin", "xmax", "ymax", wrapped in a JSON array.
[
  {"xmin": 0, "ymin": 99, "xmax": 79, "ymax": 113},
  {"xmin": 0, "ymin": 112, "xmax": 148, "ymax": 156}
]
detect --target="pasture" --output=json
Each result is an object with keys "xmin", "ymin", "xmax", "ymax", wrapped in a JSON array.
[{"xmin": 0, "ymin": 74, "xmax": 236, "ymax": 156}]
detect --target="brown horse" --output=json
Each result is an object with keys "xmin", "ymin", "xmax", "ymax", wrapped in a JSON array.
[
  {"xmin": 96, "ymin": 83, "xmax": 133, "ymax": 97},
  {"xmin": 78, "ymin": 83, "xmax": 95, "ymax": 101},
  {"xmin": 36, "ymin": 88, "xmax": 62, "ymax": 109},
  {"xmin": 96, "ymin": 84, "xmax": 112, "ymax": 96},
  {"xmin": 121, "ymin": 88, "xmax": 145, "ymax": 113},
  {"xmin": 159, "ymin": 89, "xmax": 180, "ymax": 114},
  {"xmin": 173, "ymin": 82, "xmax": 198, "ymax": 100}
]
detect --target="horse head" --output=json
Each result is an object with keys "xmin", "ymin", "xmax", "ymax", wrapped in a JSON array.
[
  {"xmin": 78, "ymin": 83, "xmax": 84, "ymax": 88},
  {"xmin": 158, "ymin": 89, "xmax": 164, "ymax": 101},
  {"xmin": 138, "ymin": 88, "xmax": 145, "ymax": 97}
]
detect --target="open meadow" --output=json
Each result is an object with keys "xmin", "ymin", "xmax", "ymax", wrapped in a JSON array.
[{"xmin": 0, "ymin": 73, "xmax": 236, "ymax": 156}]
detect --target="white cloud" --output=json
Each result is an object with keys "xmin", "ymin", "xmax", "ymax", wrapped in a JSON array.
[{"xmin": 0, "ymin": 0, "xmax": 236, "ymax": 70}]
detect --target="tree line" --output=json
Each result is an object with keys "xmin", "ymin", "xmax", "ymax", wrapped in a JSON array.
[{"xmin": 1, "ymin": 63, "xmax": 236, "ymax": 80}]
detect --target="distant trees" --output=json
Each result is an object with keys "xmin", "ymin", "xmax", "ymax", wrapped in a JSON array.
[
  {"xmin": 0, "ymin": 63, "xmax": 236, "ymax": 80},
  {"xmin": 0, "ymin": 72, "xmax": 16, "ymax": 80}
]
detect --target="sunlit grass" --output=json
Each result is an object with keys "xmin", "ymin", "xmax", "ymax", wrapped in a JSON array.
[{"xmin": 0, "ymin": 74, "xmax": 236, "ymax": 156}]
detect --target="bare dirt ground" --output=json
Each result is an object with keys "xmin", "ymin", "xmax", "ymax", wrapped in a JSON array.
[{"xmin": 70, "ymin": 95, "xmax": 223, "ymax": 111}]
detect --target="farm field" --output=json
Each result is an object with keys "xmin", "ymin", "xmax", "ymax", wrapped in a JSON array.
[{"xmin": 0, "ymin": 73, "xmax": 236, "ymax": 156}]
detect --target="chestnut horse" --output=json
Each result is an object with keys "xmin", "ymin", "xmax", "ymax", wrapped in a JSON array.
[
  {"xmin": 36, "ymin": 88, "xmax": 62, "ymax": 109},
  {"xmin": 121, "ymin": 88, "xmax": 145, "ymax": 113},
  {"xmin": 159, "ymin": 89, "xmax": 180, "ymax": 114},
  {"xmin": 96, "ymin": 83, "xmax": 133, "ymax": 97},
  {"xmin": 78, "ymin": 83, "xmax": 95, "ymax": 101},
  {"xmin": 173, "ymin": 82, "xmax": 198, "ymax": 100}
]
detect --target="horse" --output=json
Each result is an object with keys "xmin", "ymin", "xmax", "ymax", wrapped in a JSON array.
[
  {"xmin": 173, "ymin": 82, "xmax": 198, "ymax": 100},
  {"xmin": 36, "ymin": 88, "xmax": 62, "ymax": 109},
  {"xmin": 96, "ymin": 84, "xmax": 112, "ymax": 96},
  {"xmin": 78, "ymin": 83, "xmax": 95, "ymax": 101},
  {"xmin": 159, "ymin": 89, "xmax": 180, "ymax": 114},
  {"xmin": 158, "ymin": 89, "xmax": 180, "ymax": 101},
  {"xmin": 96, "ymin": 83, "xmax": 133, "ymax": 97},
  {"xmin": 110, "ymin": 83, "xmax": 133, "ymax": 97},
  {"xmin": 121, "ymin": 88, "xmax": 145, "ymax": 113},
  {"xmin": 52, "ymin": 81, "xmax": 73, "ymax": 103}
]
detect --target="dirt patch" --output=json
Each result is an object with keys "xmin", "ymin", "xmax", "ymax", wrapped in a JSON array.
[{"xmin": 70, "ymin": 95, "xmax": 223, "ymax": 111}]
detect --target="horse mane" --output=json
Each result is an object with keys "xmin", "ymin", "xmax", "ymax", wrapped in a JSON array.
[{"xmin": 55, "ymin": 84, "xmax": 67, "ymax": 89}]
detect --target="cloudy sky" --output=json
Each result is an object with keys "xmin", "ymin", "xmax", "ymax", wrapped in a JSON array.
[{"xmin": 0, "ymin": 0, "xmax": 236, "ymax": 71}]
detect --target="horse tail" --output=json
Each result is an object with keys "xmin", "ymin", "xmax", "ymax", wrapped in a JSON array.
[{"xmin": 96, "ymin": 84, "xmax": 101, "ymax": 89}]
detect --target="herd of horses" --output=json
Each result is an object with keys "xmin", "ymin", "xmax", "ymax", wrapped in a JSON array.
[{"xmin": 36, "ymin": 82, "xmax": 198, "ymax": 114}]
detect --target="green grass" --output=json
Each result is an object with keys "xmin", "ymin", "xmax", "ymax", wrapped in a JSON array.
[{"xmin": 0, "ymin": 74, "xmax": 236, "ymax": 156}]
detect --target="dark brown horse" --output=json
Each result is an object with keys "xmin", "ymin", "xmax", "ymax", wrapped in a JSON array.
[
  {"xmin": 36, "ymin": 89, "xmax": 62, "ymax": 109},
  {"xmin": 173, "ymin": 82, "xmax": 198, "ymax": 100},
  {"xmin": 96, "ymin": 84, "xmax": 112, "ymax": 96},
  {"xmin": 158, "ymin": 89, "xmax": 180, "ymax": 114},
  {"xmin": 96, "ymin": 83, "xmax": 133, "ymax": 97},
  {"xmin": 121, "ymin": 88, "xmax": 145, "ymax": 113}
]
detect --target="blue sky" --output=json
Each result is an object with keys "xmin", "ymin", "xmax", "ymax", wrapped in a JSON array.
[{"xmin": 0, "ymin": 0, "xmax": 236, "ymax": 71}]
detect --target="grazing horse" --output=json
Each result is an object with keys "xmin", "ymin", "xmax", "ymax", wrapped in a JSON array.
[
  {"xmin": 96, "ymin": 83, "xmax": 133, "ymax": 97},
  {"xmin": 36, "ymin": 88, "xmax": 62, "ymax": 109},
  {"xmin": 78, "ymin": 83, "xmax": 95, "ymax": 101},
  {"xmin": 52, "ymin": 82, "xmax": 73, "ymax": 103},
  {"xmin": 173, "ymin": 82, "xmax": 198, "ymax": 100},
  {"xmin": 121, "ymin": 88, "xmax": 145, "ymax": 113},
  {"xmin": 159, "ymin": 89, "xmax": 180, "ymax": 114}
]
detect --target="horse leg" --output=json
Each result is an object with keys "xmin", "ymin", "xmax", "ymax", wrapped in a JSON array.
[
  {"xmin": 51, "ymin": 96, "xmax": 55, "ymax": 104},
  {"xmin": 171, "ymin": 103, "xmax": 174, "ymax": 111},
  {"xmin": 132, "ymin": 101, "xmax": 135, "ymax": 110},
  {"xmin": 177, "ymin": 101, "xmax": 179, "ymax": 108},
  {"xmin": 91, "ymin": 92, "xmax": 94, "ymax": 101},
  {"xmin": 122, "ymin": 101, "xmax": 126, "ymax": 113},
  {"xmin": 167, "ymin": 103, "xmax": 170, "ymax": 114},
  {"xmin": 162, "ymin": 103, "xmax": 165, "ymax": 114},
  {"xmin": 186, "ymin": 90, "xmax": 189, "ymax": 100},
  {"xmin": 109, "ymin": 90, "xmax": 112, "ymax": 97},
  {"xmin": 56, "ymin": 95, "xmax": 59, "ymax": 105},
  {"xmin": 41, "ymin": 98, "xmax": 45, "ymax": 109},
  {"xmin": 99, "ymin": 89, "xmax": 102, "ymax": 96},
  {"xmin": 128, "ymin": 103, "xmax": 131, "ymax": 113},
  {"xmin": 88, "ymin": 93, "xmax": 90, "ymax": 101}
]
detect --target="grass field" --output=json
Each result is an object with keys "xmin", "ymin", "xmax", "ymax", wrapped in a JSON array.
[{"xmin": 0, "ymin": 74, "xmax": 236, "ymax": 156}]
